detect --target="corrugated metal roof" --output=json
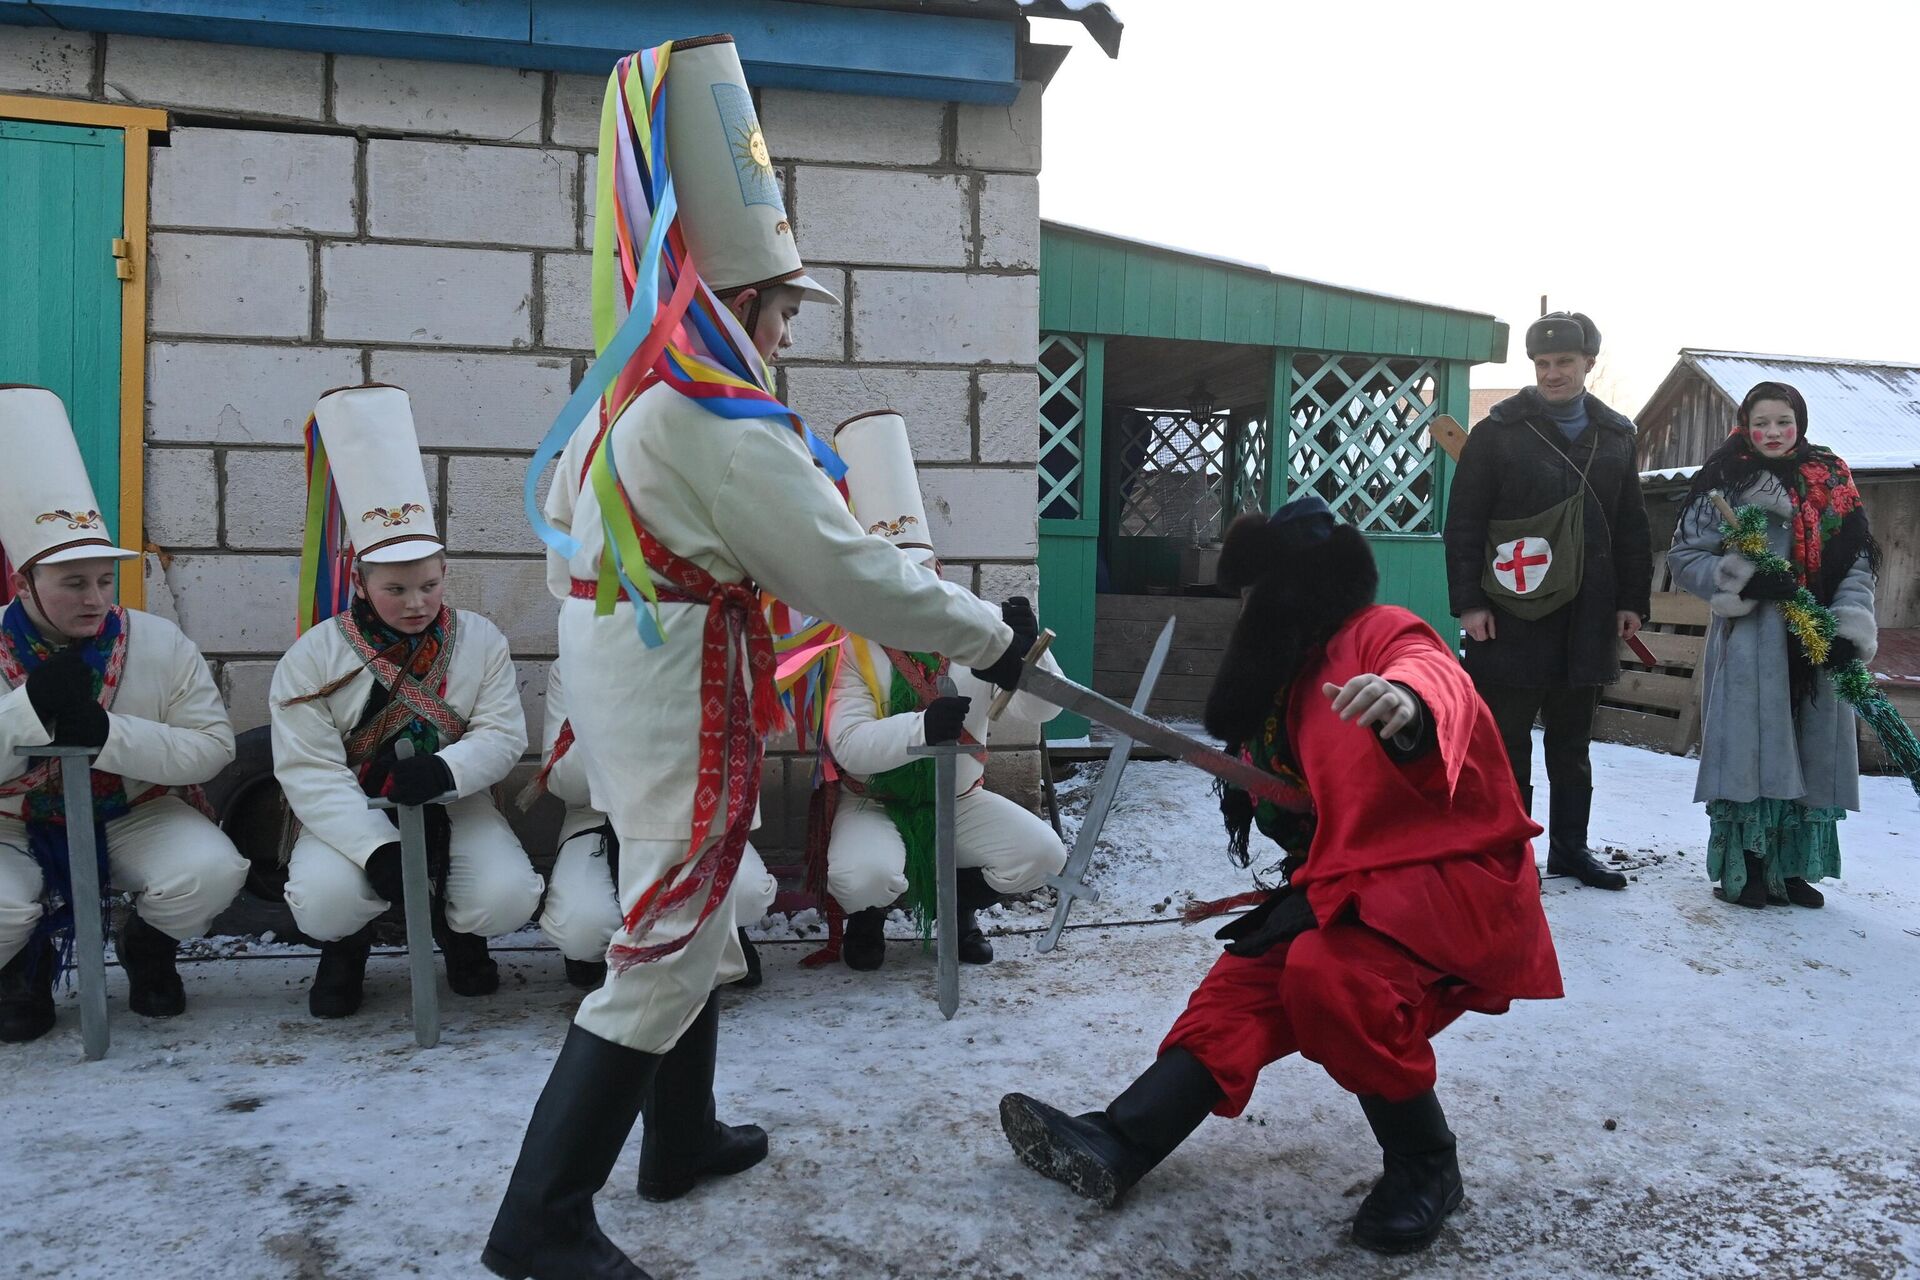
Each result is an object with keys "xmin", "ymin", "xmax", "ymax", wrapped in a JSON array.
[{"xmin": 1677, "ymin": 349, "xmax": 1920, "ymax": 466}]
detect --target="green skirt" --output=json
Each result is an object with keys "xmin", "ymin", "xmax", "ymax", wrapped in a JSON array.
[{"xmin": 1706, "ymin": 798, "xmax": 1843, "ymax": 899}]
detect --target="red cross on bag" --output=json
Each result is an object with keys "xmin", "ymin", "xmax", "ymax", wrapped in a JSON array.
[{"xmin": 1493, "ymin": 537, "xmax": 1552, "ymax": 594}]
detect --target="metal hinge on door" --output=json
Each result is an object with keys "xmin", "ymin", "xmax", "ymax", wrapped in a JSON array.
[{"xmin": 111, "ymin": 238, "xmax": 132, "ymax": 281}]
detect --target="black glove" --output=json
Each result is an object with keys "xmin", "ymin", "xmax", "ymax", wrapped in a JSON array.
[
  {"xmin": 922, "ymin": 695, "xmax": 972, "ymax": 745},
  {"xmin": 365, "ymin": 841, "xmax": 406, "ymax": 905},
  {"xmin": 25, "ymin": 646, "xmax": 94, "ymax": 730},
  {"xmin": 1740, "ymin": 567, "xmax": 1799, "ymax": 601},
  {"xmin": 1000, "ymin": 596, "xmax": 1038, "ymax": 635},
  {"xmin": 970, "ymin": 629, "xmax": 1035, "ymax": 693},
  {"xmin": 51, "ymin": 700, "xmax": 110, "ymax": 749},
  {"xmin": 387, "ymin": 753, "xmax": 455, "ymax": 807},
  {"xmin": 1216, "ymin": 888, "xmax": 1317, "ymax": 958},
  {"xmin": 1825, "ymin": 637, "xmax": 1860, "ymax": 669}
]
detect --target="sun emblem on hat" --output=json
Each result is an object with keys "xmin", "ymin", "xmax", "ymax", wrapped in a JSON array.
[
  {"xmin": 363, "ymin": 503, "xmax": 426, "ymax": 527},
  {"xmin": 867, "ymin": 515, "xmax": 920, "ymax": 538},
  {"xmin": 35, "ymin": 508, "xmax": 104, "ymax": 530}
]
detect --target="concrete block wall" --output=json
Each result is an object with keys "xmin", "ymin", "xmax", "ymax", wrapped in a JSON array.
[{"xmin": 2, "ymin": 27, "xmax": 1048, "ymax": 854}]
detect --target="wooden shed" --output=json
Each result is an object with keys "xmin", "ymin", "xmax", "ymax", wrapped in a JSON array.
[
  {"xmin": 1616, "ymin": 349, "xmax": 1920, "ymax": 766},
  {"xmin": 1034, "ymin": 221, "xmax": 1509, "ymax": 735}
]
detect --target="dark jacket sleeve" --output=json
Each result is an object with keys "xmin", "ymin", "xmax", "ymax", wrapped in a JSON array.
[
  {"xmin": 1442, "ymin": 420, "xmax": 1497, "ymax": 616},
  {"xmin": 1611, "ymin": 443, "xmax": 1653, "ymax": 617}
]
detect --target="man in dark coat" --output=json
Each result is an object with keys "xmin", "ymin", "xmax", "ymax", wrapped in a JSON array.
[{"xmin": 1443, "ymin": 312, "xmax": 1652, "ymax": 890}]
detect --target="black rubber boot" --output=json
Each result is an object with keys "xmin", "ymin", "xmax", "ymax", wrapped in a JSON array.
[
  {"xmin": 1733, "ymin": 850, "xmax": 1769, "ymax": 909},
  {"xmin": 440, "ymin": 926, "xmax": 500, "ymax": 997},
  {"xmin": 1544, "ymin": 786, "xmax": 1626, "ymax": 890},
  {"xmin": 638, "ymin": 992, "xmax": 767, "ymax": 1202},
  {"xmin": 736, "ymin": 927, "xmax": 762, "ymax": 989},
  {"xmin": 1782, "ymin": 878, "xmax": 1824, "ymax": 908},
  {"xmin": 483, "ymin": 1023, "xmax": 658, "ymax": 1280},
  {"xmin": 308, "ymin": 932, "xmax": 372, "ymax": 1019},
  {"xmin": 564, "ymin": 958, "xmax": 608, "ymax": 990},
  {"xmin": 1352, "ymin": 1091, "xmax": 1464, "ymax": 1254},
  {"xmin": 118, "ymin": 913, "xmax": 187, "ymax": 1018},
  {"xmin": 956, "ymin": 868, "xmax": 997, "ymax": 965},
  {"xmin": 842, "ymin": 907, "xmax": 886, "ymax": 971},
  {"xmin": 0, "ymin": 940, "xmax": 56, "ymax": 1044},
  {"xmin": 999, "ymin": 1046, "xmax": 1222, "ymax": 1208}
]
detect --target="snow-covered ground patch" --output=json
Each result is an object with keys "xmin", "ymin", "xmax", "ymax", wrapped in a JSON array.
[{"xmin": 3, "ymin": 737, "xmax": 1917, "ymax": 1279}]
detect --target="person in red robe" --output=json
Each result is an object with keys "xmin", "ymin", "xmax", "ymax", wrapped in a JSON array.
[{"xmin": 999, "ymin": 493, "xmax": 1563, "ymax": 1255}]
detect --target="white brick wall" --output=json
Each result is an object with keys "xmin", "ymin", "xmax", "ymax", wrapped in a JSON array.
[
  {"xmin": 322, "ymin": 243, "xmax": 533, "ymax": 347},
  {"xmin": 977, "ymin": 370, "xmax": 1039, "ymax": 465},
  {"xmin": 549, "ymin": 72, "xmax": 605, "ymax": 148},
  {"xmin": 222, "ymin": 451, "xmax": 440, "ymax": 552},
  {"xmin": 152, "ymin": 129, "xmax": 358, "ymax": 234},
  {"xmin": 978, "ymin": 175, "xmax": 1040, "ymax": 270},
  {"xmin": 159, "ymin": 554, "xmax": 298, "ymax": 652},
  {"xmin": 443, "ymin": 455, "xmax": 550, "ymax": 555},
  {"xmin": 105, "ymin": 35, "xmax": 324, "ymax": 119},
  {"xmin": 0, "ymin": 26, "xmax": 94, "ymax": 96},
  {"xmin": 150, "ymin": 233, "xmax": 313, "ymax": 339},
  {"xmin": 367, "ymin": 351, "xmax": 573, "ymax": 450},
  {"xmin": 794, "ymin": 168, "xmax": 970, "ymax": 267},
  {"xmin": 144, "ymin": 448, "xmax": 220, "ymax": 545},
  {"xmin": 920, "ymin": 469, "xmax": 1039, "ymax": 559},
  {"xmin": 219, "ymin": 660, "xmax": 277, "ymax": 732},
  {"xmin": 783, "ymin": 367, "xmax": 972, "ymax": 461},
  {"xmin": 367, "ymin": 141, "xmax": 578, "ymax": 247},
  {"xmin": 331, "ymin": 55, "xmax": 543, "ymax": 139},
  {"xmin": 852, "ymin": 271, "xmax": 1038, "ymax": 365},
  {"xmin": 955, "ymin": 81, "xmax": 1043, "ymax": 173},
  {"xmin": 538, "ymin": 252, "xmax": 594, "ymax": 351},
  {"xmin": 446, "ymin": 559, "xmax": 554, "ymax": 655},
  {"xmin": 147, "ymin": 343, "xmax": 363, "ymax": 446},
  {"xmin": 783, "ymin": 267, "xmax": 846, "ymax": 362},
  {"xmin": 763, "ymin": 89, "xmax": 945, "ymax": 166}
]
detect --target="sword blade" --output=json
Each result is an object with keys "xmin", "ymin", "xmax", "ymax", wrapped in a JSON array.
[
  {"xmin": 390, "ymin": 741, "xmax": 441, "ymax": 1049},
  {"xmin": 935, "ymin": 675, "xmax": 960, "ymax": 1019},
  {"xmin": 1038, "ymin": 617, "xmax": 1175, "ymax": 953},
  {"xmin": 1015, "ymin": 665, "xmax": 1311, "ymax": 812}
]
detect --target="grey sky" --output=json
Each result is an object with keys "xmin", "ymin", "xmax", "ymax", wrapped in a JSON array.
[{"xmin": 1033, "ymin": 0, "xmax": 1917, "ymax": 415}]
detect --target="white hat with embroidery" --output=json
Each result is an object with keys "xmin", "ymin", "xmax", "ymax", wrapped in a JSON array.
[
  {"xmin": 0, "ymin": 385, "xmax": 139, "ymax": 572},
  {"xmin": 310, "ymin": 383, "xmax": 442, "ymax": 565},
  {"xmin": 834, "ymin": 410, "xmax": 934, "ymax": 564},
  {"xmin": 660, "ymin": 34, "xmax": 838, "ymax": 305}
]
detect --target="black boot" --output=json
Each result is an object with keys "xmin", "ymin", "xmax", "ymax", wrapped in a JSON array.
[
  {"xmin": 483, "ymin": 1023, "xmax": 658, "ymax": 1279},
  {"xmin": 0, "ymin": 940, "xmax": 56, "ymax": 1044},
  {"xmin": 1352, "ymin": 1091, "xmax": 1464, "ymax": 1254},
  {"xmin": 118, "ymin": 913, "xmax": 187, "ymax": 1018},
  {"xmin": 309, "ymin": 932, "xmax": 373, "ymax": 1019},
  {"xmin": 1782, "ymin": 877, "xmax": 1824, "ymax": 908},
  {"xmin": 1544, "ymin": 785, "xmax": 1626, "ymax": 890},
  {"xmin": 736, "ymin": 927, "xmax": 762, "ymax": 989},
  {"xmin": 440, "ymin": 926, "xmax": 500, "ymax": 997},
  {"xmin": 999, "ymin": 1046, "xmax": 1222, "ymax": 1208},
  {"xmin": 842, "ymin": 907, "xmax": 886, "ymax": 971},
  {"xmin": 565, "ymin": 958, "xmax": 608, "ymax": 990},
  {"xmin": 1731, "ymin": 850, "xmax": 1769, "ymax": 909},
  {"xmin": 638, "ymin": 991, "xmax": 767, "ymax": 1202},
  {"xmin": 955, "ymin": 868, "xmax": 997, "ymax": 965}
]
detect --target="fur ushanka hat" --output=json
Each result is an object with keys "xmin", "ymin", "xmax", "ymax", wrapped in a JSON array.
[{"xmin": 1203, "ymin": 492, "xmax": 1379, "ymax": 748}]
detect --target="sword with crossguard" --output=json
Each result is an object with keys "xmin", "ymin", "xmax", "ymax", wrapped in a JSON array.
[{"xmin": 989, "ymin": 627, "xmax": 1312, "ymax": 946}]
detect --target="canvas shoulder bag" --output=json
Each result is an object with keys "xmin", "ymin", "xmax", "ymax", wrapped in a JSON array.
[{"xmin": 1478, "ymin": 426, "xmax": 1599, "ymax": 621}]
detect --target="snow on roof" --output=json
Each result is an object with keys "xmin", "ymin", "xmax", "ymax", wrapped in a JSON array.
[{"xmin": 1672, "ymin": 349, "xmax": 1920, "ymax": 468}]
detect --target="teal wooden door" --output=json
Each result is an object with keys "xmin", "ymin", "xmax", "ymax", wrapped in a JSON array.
[{"xmin": 0, "ymin": 120, "xmax": 126, "ymax": 543}]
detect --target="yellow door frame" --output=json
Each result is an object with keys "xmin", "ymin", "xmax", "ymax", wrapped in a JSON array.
[{"xmin": 0, "ymin": 92, "xmax": 168, "ymax": 609}]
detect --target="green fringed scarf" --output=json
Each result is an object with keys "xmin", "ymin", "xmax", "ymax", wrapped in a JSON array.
[{"xmin": 863, "ymin": 651, "xmax": 944, "ymax": 940}]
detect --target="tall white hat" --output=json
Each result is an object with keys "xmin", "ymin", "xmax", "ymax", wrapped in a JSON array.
[
  {"xmin": 0, "ymin": 385, "xmax": 138, "ymax": 573},
  {"xmin": 661, "ymin": 34, "xmax": 838, "ymax": 305},
  {"xmin": 310, "ymin": 384, "xmax": 442, "ymax": 565},
  {"xmin": 835, "ymin": 410, "xmax": 934, "ymax": 563}
]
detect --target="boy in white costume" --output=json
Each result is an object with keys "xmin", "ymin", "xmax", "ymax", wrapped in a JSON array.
[
  {"xmin": 271, "ymin": 384, "xmax": 542, "ymax": 1019},
  {"xmin": 824, "ymin": 411, "xmax": 1067, "ymax": 970},
  {"xmin": 0, "ymin": 386, "xmax": 246, "ymax": 1043},
  {"xmin": 533, "ymin": 659, "xmax": 776, "ymax": 990},
  {"xmin": 486, "ymin": 36, "xmax": 1034, "ymax": 1280}
]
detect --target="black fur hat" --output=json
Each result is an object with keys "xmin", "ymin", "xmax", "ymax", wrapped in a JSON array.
[{"xmin": 1203, "ymin": 495, "xmax": 1379, "ymax": 747}]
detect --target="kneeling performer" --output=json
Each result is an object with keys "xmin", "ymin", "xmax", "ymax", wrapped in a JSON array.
[
  {"xmin": 999, "ymin": 495, "xmax": 1564, "ymax": 1255},
  {"xmin": 272, "ymin": 384, "xmax": 543, "ymax": 1018}
]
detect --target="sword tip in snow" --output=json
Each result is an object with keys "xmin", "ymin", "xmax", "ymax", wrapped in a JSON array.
[
  {"xmin": 365, "ymin": 740, "xmax": 445, "ymax": 1049},
  {"xmin": 17, "ymin": 744, "xmax": 111, "ymax": 1061}
]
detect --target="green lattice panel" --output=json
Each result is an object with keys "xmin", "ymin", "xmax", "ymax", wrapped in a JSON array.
[{"xmin": 1286, "ymin": 356, "xmax": 1440, "ymax": 533}]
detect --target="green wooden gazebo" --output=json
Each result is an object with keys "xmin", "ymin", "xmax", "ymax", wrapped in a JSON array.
[{"xmin": 1034, "ymin": 221, "xmax": 1509, "ymax": 737}]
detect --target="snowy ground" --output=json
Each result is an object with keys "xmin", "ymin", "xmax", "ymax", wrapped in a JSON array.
[{"xmin": 4, "ymin": 737, "xmax": 1918, "ymax": 1280}]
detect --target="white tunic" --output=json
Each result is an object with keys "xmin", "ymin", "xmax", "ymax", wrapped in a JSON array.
[{"xmin": 269, "ymin": 610, "xmax": 527, "ymax": 868}]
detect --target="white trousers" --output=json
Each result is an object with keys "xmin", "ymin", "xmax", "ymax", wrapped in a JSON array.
[
  {"xmin": 826, "ymin": 788, "xmax": 1066, "ymax": 914},
  {"xmin": 0, "ymin": 796, "xmax": 248, "ymax": 964},
  {"xmin": 539, "ymin": 830, "xmax": 775, "ymax": 964},
  {"xmin": 283, "ymin": 793, "xmax": 544, "ymax": 943},
  {"xmin": 572, "ymin": 831, "xmax": 775, "ymax": 1053}
]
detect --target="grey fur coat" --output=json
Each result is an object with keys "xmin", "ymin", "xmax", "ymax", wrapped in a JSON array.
[{"xmin": 1668, "ymin": 473, "xmax": 1878, "ymax": 811}]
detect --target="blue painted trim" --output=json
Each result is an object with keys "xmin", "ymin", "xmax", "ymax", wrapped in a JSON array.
[{"xmin": 0, "ymin": 0, "xmax": 1022, "ymax": 102}]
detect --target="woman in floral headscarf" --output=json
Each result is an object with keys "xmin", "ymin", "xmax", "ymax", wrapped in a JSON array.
[{"xmin": 1668, "ymin": 381, "xmax": 1880, "ymax": 909}]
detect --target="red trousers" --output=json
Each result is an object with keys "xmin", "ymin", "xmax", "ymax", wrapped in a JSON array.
[{"xmin": 1160, "ymin": 920, "xmax": 1467, "ymax": 1115}]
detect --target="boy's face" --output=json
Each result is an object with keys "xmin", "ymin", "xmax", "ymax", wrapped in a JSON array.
[
  {"xmin": 16, "ymin": 558, "xmax": 117, "ymax": 641},
  {"xmin": 355, "ymin": 555, "xmax": 446, "ymax": 635},
  {"xmin": 1532, "ymin": 351, "xmax": 1594, "ymax": 404},
  {"xmin": 727, "ymin": 286, "xmax": 804, "ymax": 363}
]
